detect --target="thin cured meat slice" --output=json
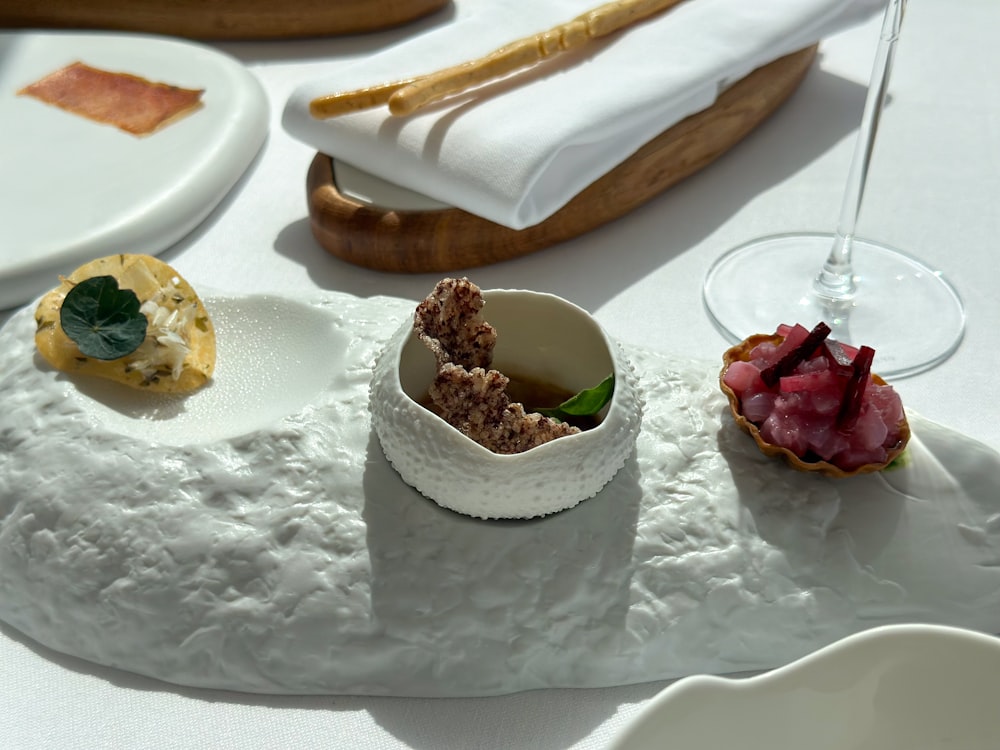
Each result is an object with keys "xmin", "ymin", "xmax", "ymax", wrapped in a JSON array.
[{"xmin": 18, "ymin": 61, "xmax": 203, "ymax": 135}]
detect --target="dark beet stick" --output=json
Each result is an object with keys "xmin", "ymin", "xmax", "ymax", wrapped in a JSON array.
[
  {"xmin": 820, "ymin": 339, "xmax": 855, "ymax": 377},
  {"xmin": 837, "ymin": 345, "xmax": 876, "ymax": 430},
  {"xmin": 760, "ymin": 322, "xmax": 832, "ymax": 387}
]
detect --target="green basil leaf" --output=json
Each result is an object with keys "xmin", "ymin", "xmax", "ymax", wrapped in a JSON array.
[
  {"xmin": 59, "ymin": 275, "xmax": 148, "ymax": 360},
  {"xmin": 536, "ymin": 374, "xmax": 614, "ymax": 421}
]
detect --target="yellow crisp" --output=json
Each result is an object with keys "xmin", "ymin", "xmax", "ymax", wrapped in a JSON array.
[{"xmin": 34, "ymin": 254, "xmax": 215, "ymax": 393}]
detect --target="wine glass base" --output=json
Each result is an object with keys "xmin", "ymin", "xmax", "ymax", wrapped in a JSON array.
[{"xmin": 703, "ymin": 232, "xmax": 965, "ymax": 378}]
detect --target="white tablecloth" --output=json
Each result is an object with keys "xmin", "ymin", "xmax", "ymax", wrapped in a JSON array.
[{"xmin": 2, "ymin": 1, "xmax": 998, "ymax": 748}]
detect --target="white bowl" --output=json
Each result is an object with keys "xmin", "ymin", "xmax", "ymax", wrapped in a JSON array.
[
  {"xmin": 609, "ymin": 624, "xmax": 1000, "ymax": 750},
  {"xmin": 369, "ymin": 288, "xmax": 642, "ymax": 519}
]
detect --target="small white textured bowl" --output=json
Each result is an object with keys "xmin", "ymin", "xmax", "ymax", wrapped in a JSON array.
[
  {"xmin": 369, "ymin": 289, "xmax": 642, "ymax": 519},
  {"xmin": 608, "ymin": 624, "xmax": 1000, "ymax": 750}
]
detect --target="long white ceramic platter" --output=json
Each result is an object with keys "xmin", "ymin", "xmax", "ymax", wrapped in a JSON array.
[
  {"xmin": 0, "ymin": 32, "xmax": 268, "ymax": 310},
  {"xmin": 0, "ymin": 290, "xmax": 998, "ymax": 696}
]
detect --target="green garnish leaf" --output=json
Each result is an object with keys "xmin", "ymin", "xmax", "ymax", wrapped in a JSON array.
[
  {"xmin": 883, "ymin": 448, "xmax": 911, "ymax": 471},
  {"xmin": 59, "ymin": 275, "xmax": 148, "ymax": 360},
  {"xmin": 536, "ymin": 374, "xmax": 614, "ymax": 421}
]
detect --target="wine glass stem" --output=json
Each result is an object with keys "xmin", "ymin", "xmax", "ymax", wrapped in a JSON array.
[{"xmin": 814, "ymin": 0, "xmax": 907, "ymax": 302}]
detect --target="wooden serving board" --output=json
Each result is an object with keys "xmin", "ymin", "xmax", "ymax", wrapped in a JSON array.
[
  {"xmin": 0, "ymin": 0, "xmax": 449, "ymax": 39},
  {"xmin": 306, "ymin": 45, "xmax": 817, "ymax": 274}
]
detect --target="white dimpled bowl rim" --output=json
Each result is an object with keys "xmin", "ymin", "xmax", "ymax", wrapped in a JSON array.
[
  {"xmin": 369, "ymin": 289, "xmax": 642, "ymax": 519},
  {"xmin": 608, "ymin": 623, "xmax": 1000, "ymax": 750}
]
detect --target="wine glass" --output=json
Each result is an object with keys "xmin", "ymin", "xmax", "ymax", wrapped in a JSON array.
[{"xmin": 702, "ymin": 0, "xmax": 964, "ymax": 378}]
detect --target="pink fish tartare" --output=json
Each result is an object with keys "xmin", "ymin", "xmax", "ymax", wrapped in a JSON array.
[{"xmin": 720, "ymin": 322, "xmax": 909, "ymax": 476}]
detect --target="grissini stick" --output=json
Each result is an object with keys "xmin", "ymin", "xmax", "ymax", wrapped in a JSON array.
[
  {"xmin": 309, "ymin": 78, "xmax": 418, "ymax": 119},
  {"xmin": 388, "ymin": 0, "xmax": 687, "ymax": 115},
  {"xmin": 309, "ymin": 0, "xmax": 688, "ymax": 119}
]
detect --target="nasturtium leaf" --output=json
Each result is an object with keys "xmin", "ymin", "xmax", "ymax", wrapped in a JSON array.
[
  {"xmin": 59, "ymin": 275, "xmax": 148, "ymax": 360},
  {"xmin": 536, "ymin": 374, "xmax": 614, "ymax": 421}
]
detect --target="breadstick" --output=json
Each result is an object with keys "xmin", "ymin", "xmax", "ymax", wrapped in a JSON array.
[
  {"xmin": 309, "ymin": 78, "xmax": 419, "ymax": 119},
  {"xmin": 309, "ymin": 0, "xmax": 687, "ymax": 120},
  {"xmin": 389, "ymin": 0, "xmax": 687, "ymax": 115}
]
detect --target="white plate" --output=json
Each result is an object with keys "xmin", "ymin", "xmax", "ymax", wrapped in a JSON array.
[
  {"xmin": 608, "ymin": 624, "xmax": 1000, "ymax": 750},
  {"xmin": 0, "ymin": 31, "xmax": 268, "ymax": 310},
  {"xmin": 2, "ymin": 290, "xmax": 1000, "ymax": 696}
]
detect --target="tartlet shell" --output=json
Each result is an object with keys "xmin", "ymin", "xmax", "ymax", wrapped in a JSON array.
[{"xmin": 720, "ymin": 333, "xmax": 910, "ymax": 478}]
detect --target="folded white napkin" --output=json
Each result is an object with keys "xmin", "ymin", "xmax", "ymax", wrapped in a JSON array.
[{"xmin": 283, "ymin": 0, "xmax": 884, "ymax": 230}]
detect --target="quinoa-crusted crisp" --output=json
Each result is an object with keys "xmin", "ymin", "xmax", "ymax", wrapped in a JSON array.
[
  {"xmin": 415, "ymin": 276, "xmax": 496, "ymax": 370},
  {"xmin": 414, "ymin": 278, "xmax": 580, "ymax": 454}
]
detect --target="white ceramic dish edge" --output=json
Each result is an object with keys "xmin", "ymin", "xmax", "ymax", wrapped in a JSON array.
[{"xmin": 608, "ymin": 623, "xmax": 1000, "ymax": 750}]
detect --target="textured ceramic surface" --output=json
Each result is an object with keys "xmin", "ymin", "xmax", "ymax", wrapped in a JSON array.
[
  {"xmin": 1, "ymin": 291, "xmax": 999, "ymax": 696},
  {"xmin": 370, "ymin": 289, "xmax": 643, "ymax": 519},
  {"xmin": 609, "ymin": 624, "xmax": 1000, "ymax": 750}
]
